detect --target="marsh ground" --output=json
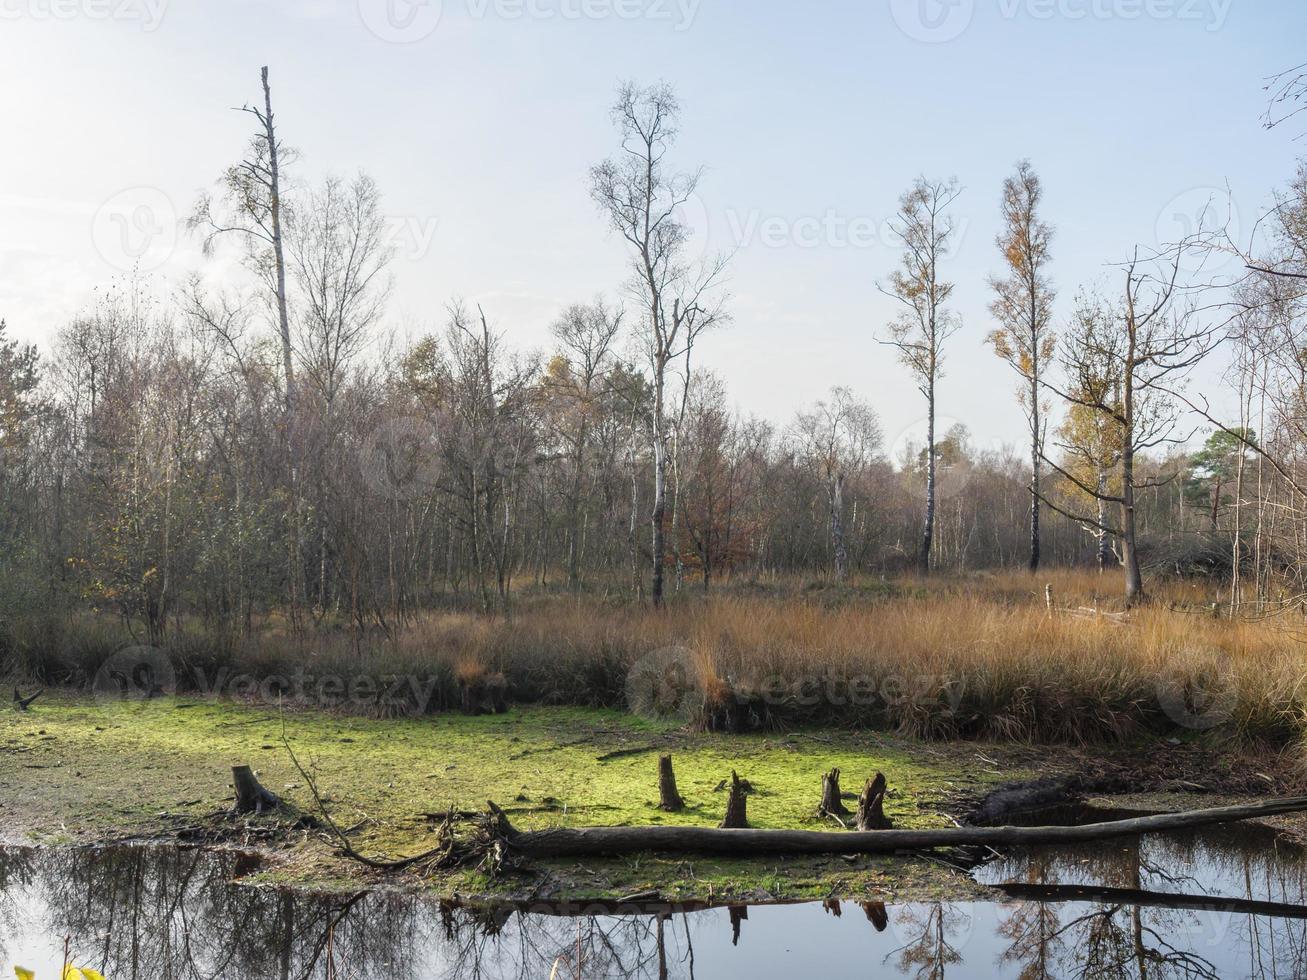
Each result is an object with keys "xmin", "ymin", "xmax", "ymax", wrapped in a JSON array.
[{"xmin": 2, "ymin": 693, "xmax": 1298, "ymax": 903}]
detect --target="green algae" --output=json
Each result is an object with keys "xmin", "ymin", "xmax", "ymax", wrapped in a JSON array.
[{"xmin": 0, "ymin": 693, "xmax": 1011, "ymax": 901}]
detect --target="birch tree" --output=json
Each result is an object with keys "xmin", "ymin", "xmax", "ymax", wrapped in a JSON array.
[
  {"xmin": 589, "ymin": 82, "xmax": 729, "ymax": 607},
  {"xmin": 189, "ymin": 66, "xmax": 296, "ymax": 408},
  {"xmin": 987, "ymin": 161, "xmax": 1055, "ymax": 573},
  {"xmin": 791, "ymin": 388, "xmax": 882, "ymax": 581},
  {"xmin": 881, "ymin": 177, "xmax": 963, "ymax": 576}
]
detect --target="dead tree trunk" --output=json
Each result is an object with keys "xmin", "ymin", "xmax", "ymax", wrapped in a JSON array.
[
  {"xmin": 719, "ymin": 771, "xmax": 748, "ymax": 828},
  {"xmin": 819, "ymin": 768, "xmax": 850, "ymax": 817},
  {"xmin": 232, "ymin": 765, "xmax": 280, "ymax": 815},
  {"xmin": 658, "ymin": 755, "xmax": 685, "ymax": 812},
  {"xmin": 481, "ymin": 796, "xmax": 1307, "ymax": 859},
  {"xmin": 856, "ymin": 772, "xmax": 893, "ymax": 831}
]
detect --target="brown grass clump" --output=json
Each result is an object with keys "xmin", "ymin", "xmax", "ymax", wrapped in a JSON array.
[{"xmin": 13, "ymin": 570, "xmax": 1307, "ymax": 745}]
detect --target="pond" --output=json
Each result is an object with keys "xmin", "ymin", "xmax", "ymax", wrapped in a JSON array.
[{"xmin": 2, "ymin": 815, "xmax": 1306, "ymax": 979}]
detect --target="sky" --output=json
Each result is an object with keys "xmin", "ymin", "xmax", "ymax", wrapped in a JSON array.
[{"xmin": 1, "ymin": 0, "xmax": 1303, "ymax": 457}]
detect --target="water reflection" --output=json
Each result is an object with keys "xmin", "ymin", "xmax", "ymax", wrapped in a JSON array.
[{"xmin": 1, "ymin": 821, "xmax": 1306, "ymax": 979}]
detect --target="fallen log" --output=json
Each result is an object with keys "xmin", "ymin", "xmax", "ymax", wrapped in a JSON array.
[
  {"xmin": 996, "ymin": 882, "xmax": 1307, "ymax": 920},
  {"xmin": 482, "ymin": 796, "xmax": 1307, "ymax": 859}
]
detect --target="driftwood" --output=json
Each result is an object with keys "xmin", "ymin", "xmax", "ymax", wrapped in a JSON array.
[
  {"xmin": 481, "ymin": 796, "xmax": 1307, "ymax": 859},
  {"xmin": 13, "ymin": 688, "xmax": 41, "ymax": 711},
  {"xmin": 855, "ymin": 772, "xmax": 893, "ymax": 831},
  {"xmin": 818, "ymin": 768, "xmax": 850, "ymax": 818},
  {"xmin": 719, "ymin": 771, "xmax": 748, "ymax": 828},
  {"xmin": 232, "ymin": 765, "xmax": 281, "ymax": 814},
  {"xmin": 658, "ymin": 755, "xmax": 684, "ymax": 812}
]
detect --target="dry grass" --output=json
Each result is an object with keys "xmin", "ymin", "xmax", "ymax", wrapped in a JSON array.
[{"xmin": 11, "ymin": 570, "xmax": 1307, "ymax": 745}]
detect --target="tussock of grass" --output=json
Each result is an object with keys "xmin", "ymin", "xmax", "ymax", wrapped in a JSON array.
[{"xmin": 8, "ymin": 571, "xmax": 1307, "ymax": 745}]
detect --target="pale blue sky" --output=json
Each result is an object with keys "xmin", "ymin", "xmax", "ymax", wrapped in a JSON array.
[{"xmin": 1, "ymin": 0, "xmax": 1302, "ymax": 453}]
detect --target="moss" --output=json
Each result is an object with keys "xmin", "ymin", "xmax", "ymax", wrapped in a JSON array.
[{"xmin": 1, "ymin": 693, "xmax": 1013, "ymax": 901}]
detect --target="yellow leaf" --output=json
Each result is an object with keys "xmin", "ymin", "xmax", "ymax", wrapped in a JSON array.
[
  {"xmin": 15, "ymin": 968, "xmax": 36, "ymax": 980},
  {"xmin": 79, "ymin": 971, "xmax": 107, "ymax": 980},
  {"xmin": 63, "ymin": 968, "xmax": 83, "ymax": 980}
]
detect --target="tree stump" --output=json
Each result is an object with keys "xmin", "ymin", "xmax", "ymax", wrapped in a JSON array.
[
  {"xmin": 728, "ymin": 905, "xmax": 748, "ymax": 946},
  {"xmin": 13, "ymin": 688, "xmax": 41, "ymax": 711},
  {"xmin": 861, "ymin": 901, "xmax": 889, "ymax": 932},
  {"xmin": 719, "ymin": 771, "xmax": 748, "ymax": 828},
  {"xmin": 232, "ymin": 765, "xmax": 280, "ymax": 815},
  {"xmin": 855, "ymin": 772, "xmax": 893, "ymax": 831},
  {"xmin": 658, "ymin": 755, "xmax": 685, "ymax": 812},
  {"xmin": 819, "ymin": 767, "xmax": 850, "ymax": 817}
]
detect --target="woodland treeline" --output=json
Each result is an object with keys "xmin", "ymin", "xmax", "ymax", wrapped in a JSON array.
[{"xmin": 1, "ymin": 68, "xmax": 1306, "ymax": 644}]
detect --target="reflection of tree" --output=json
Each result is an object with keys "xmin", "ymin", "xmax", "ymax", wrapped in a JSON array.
[
  {"xmin": 990, "ymin": 822, "xmax": 1307, "ymax": 980},
  {"xmin": 11, "ymin": 830, "xmax": 1307, "ymax": 979},
  {"xmin": 888, "ymin": 902, "xmax": 966, "ymax": 979},
  {"xmin": 0, "ymin": 848, "xmax": 35, "ymax": 965},
  {"xmin": 32, "ymin": 846, "xmax": 427, "ymax": 979}
]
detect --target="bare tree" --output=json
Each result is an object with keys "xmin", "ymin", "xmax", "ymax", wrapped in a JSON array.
[
  {"xmin": 988, "ymin": 160, "xmax": 1056, "ymax": 573},
  {"xmin": 547, "ymin": 299, "xmax": 623, "ymax": 591},
  {"xmin": 189, "ymin": 66, "xmax": 297, "ymax": 408},
  {"xmin": 1045, "ymin": 244, "xmax": 1224, "ymax": 604},
  {"xmin": 791, "ymin": 389, "xmax": 882, "ymax": 581},
  {"xmin": 590, "ymin": 81, "xmax": 729, "ymax": 607},
  {"xmin": 881, "ymin": 176, "xmax": 963, "ymax": 576}
]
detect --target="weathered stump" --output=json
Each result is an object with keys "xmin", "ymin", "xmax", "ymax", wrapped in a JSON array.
[
  {"xmin": 819, "ymin": 767, "xmax": 850, "ymax": 817},
  {"xmin": 719, "ymin": 771, "xmax": 748, "ymax": 829},
  {"xmin": 728, "ymin": 905, "xmax": 748, "ymax": 946},
  {"xmin": 658, "ymin": 755, "xmax": 685, "ymax": 812},
  {"xmin": 232, "ymin": 765, "xmax": 280, "ymax": 815},
  {"xmin": 13, "ymin": 688, "xmax": 41, "ymax": 712},
  {"xmin": 861, "ymin": 901, "xmax": 889, "ymax": 932},
  {"xmin": 855, "ymin": 772, "xmax": 893, "ymax": 831},
  {"xmin": 823, "ymin": 898, "xmax": 842, "ymax": 917}
]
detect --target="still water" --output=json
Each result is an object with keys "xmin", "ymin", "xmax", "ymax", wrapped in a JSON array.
[{"xmin": 2, "ymin": 817, "xmax": 1306, "ymax": 979}]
